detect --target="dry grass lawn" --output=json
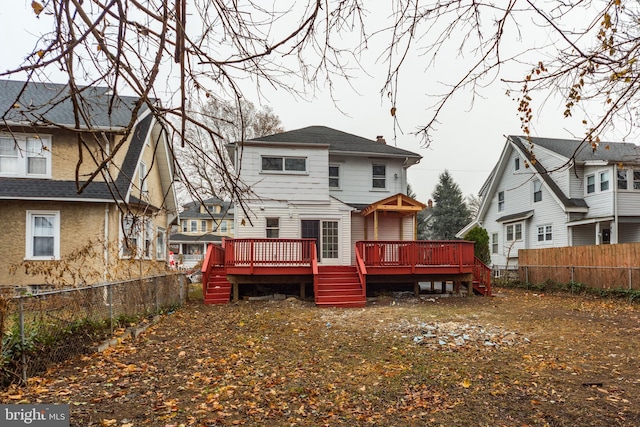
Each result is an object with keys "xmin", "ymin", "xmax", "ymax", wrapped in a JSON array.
[{"xmin": 3, "ymin": 287, "xmax": 640, "ymax": 426}]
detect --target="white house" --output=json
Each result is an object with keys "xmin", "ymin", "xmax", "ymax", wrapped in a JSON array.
[
  {"xmin": 227, "ymin": 126, "xmax": 424, "ymax": 265},
  {"xmin": 458, "ymin": 135, "xmax": 640, "ymax": 269}
]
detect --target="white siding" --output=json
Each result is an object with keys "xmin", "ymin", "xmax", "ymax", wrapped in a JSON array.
[
  {"xmin": 571, "ymin": 224, "xmax": 596, "ymax": 246},
  {"xmin": 239, "ymin": 145, "xmax": 330, "ymax": 203},
  {"xmin": 618, "ymin": 222, "xmax": 640, "ymax": 243},
  {"xmin": 616, "ymin": 192, "xmax": 640, "ymax": 216},
  {"xmin": 329, "ymin": 155, "xmax": 407, "ymax": 205},
  {"xmin": 569, "ymin": 165, "xmax": 585, "ymax": 199},
  {"xmin": 583, "ymin": 166, "xmax": 614, "ymax": 217}
]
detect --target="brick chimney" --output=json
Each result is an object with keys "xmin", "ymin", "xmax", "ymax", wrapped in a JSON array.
[
  {"xmin": 428, "ymin": 199, "xmax": 433, "ymax": 208},
  {"xmin": 376, "ymin": 135, "xmax": 386, "ymax": 144}
]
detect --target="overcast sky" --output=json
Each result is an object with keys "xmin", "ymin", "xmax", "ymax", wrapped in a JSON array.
[{"xmin": 1, "ymin": 2, "xmax": 624, "ymax": 205}]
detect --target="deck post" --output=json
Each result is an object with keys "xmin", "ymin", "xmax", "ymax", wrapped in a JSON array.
[
  {"xmin": 413, "ymin": 281, "xmax": 420, "ymax": 297},
  {"xmin": 441, "ymin": 281, "xmax": 446, "ymax": 294},
  {"xmin": 300, "ymin": 282, "xmax": 306, "ymax": 300},
  {"xmin": 467, "ymin": 281, "xmax": 473, "ymax": 296},
  {"xmin": 454, "ymin": 281, "xmax": 460, "ymax": 295},
  {"xmin": 233, "ymin": 283, "xmax": 239, "ymax": 302}
]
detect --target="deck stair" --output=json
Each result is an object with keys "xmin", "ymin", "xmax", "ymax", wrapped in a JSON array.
[
  {"xmin": 472, "ymin": 257, "xmax": 492, "ymax": 296},
  {"xmin": 203, "ymin": 266, "xmax": 232, "ymax": 304},
  {"xmin": 315, "ymin": 266, "xmax": 366, "ymax": 308}
]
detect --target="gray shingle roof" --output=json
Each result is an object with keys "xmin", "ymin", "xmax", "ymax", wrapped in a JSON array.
[
  {"xmin": 513, "ymin": 135, "xmax": 640, "ymax": 164},
  {"xmin": 509, "ymin": 136, "xmax": 589, "ymax": 210},
  {"xmin": 180, "ymin": 197, "xmax": 234, "ymax": 219},
  {"xmin": 0, "ymin": 113, "xmax": 153, "ymax": 201},
  {"xmin": 0, "ymin": 79, "xmax": 140, "ymax": 128},
  {"xmin": 248, "ymin": 126, "xmax": 421, "ymax": 159}
]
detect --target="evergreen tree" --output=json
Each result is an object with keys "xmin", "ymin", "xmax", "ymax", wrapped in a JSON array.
[
  {"xmin": 428, "ymin": 171, "xmax": 471, "ymax": 240},
  {"xmin": 464, "ymin": 226, "xmax": 491, "ymax": 264}
]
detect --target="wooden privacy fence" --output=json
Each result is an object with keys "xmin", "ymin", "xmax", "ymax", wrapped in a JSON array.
[{"xmin": 519, "ymin": 243, "xmax": 640, "ymax": 289}]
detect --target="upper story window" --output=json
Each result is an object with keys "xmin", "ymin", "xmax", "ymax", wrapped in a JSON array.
[
  {"xmin": 26, "ymin": 210, "xmax": 60, "ymax": 260},
  {"xmin": 634, "ymin": 171, "xmax": 640, "ymax": 190},
  {"xmin": 617, "ymin": 169, "xmax": 628, "ymax": 190},
  {"xmin": 586, "ymin": 174, "xmax": 595, "ymax": 193},
  {"xmin": 220, "ymin": 221, "xmax": 228, "ymax": 233},
  {"xmin": 506, "ymin": 223, "xmax": 522, "ymax": 242},
  {"xmin": 266, "ymin": 217, "xmax": 279, "ymax": 238},
  {"xmin": 261, "ymin": 156, "xmax": 307, "ymax": 173},
  {"xmin": 329, "ymin": 165, "xmax": 340, "ymax": 188},
  {"xmin": 201, "ymin": 220, "xmax": 207, "ymax": 232},
  {"xmin": 372, "ymin": 163, "xmax": 386, "ymax": 189},
  {"xmin": 600, "ymin": 171, "xmax": 609, "ymax": 191},
  {"xmin": 533, "ymin": 179, "xmax": 542, "ymax": 202},
  {"xmin": 514, "ymin": 157, "xmax": 520, "ymax": 171},
  {"xmin": 190, "ymin": 220, "xmax": 197, "ymax": 232},
  {"xmin": 0, "ymin": 135, "xmax": 51, "ymax": 178},
  {"xmin": 138, "ymin": 161, "xmax": 148, "ymax": 193},
  {"xmin": 498, "ymin": 191, "xmax": 505, "ymax": 212},
  {"xmin": 181, "ymin": 220, "xmax": 187, "ymax": 232}
]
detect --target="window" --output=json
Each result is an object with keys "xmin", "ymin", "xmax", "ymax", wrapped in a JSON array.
[
  {"xmin": 0, "ymin": 135, "xmax": 51, "ymax": 177},
  {"xmin": 618, "ymin": 169, "xmax": 628, "ymax": 190},
  {"xmin": 156, "ymin": 227, "xmax": 166, "ymax": 260},
  {"xmin": 514, "ymin": 157, "xmax": 520, "ymax": 171},
  {"xmin": 506, "ymin": 223, "xmax": 522, "ymax": 242},
  {"xmin": 266, "ymin": 218, "xmax": 279, "ymax": 238},
  {"xmin": 634, "ymin": 171, "xmax": 640, "ymax": 190},
  {"xmin": 586, "ymin": 174, "xmax": 595, "ymax": 193},
  {"xmin": 26, "ymin": 211, "xmax": 60, "ymax": 260},
  {"xmin": 190, "ymin": 220, "xmax": 197, "ymax": 232},
  {"xmin": 181, "ymin": 220, "xmax": 188, "ymax": 232},
  {"xmin": 220, "ymin": 221, "xmax": 228, "ymax": 233},
  {"xmin": 144, "ymin": 221, "xmax": 153, "ymax": 258},
  {"xmin": 138, "ymin": 161, "xmax": 148, "ymax": 193},
  {"xmin": 261, "ymin": 156, "xmax": 307, "ymax": 172},
  {"xmin": 498, "ymin": 191, "xmax": 504, "ymax": 212},
  {"xmin": 372, "ymin": 163, "xmax": 386, "ymax": 189},
  {"xmin": 491, "ymin": 233, "xmax": 498, "ymax": 254},
  {"xmin": 121, "ymin": 215, "xmax": 140, "ymax": 258},
  {"xmin": 600, "ymin": 171, "xmax": 609, "ymax": 191},
  {"xmin": 533, "ymin": 180, "xmax": 542, "ymax": 202},
  {"xmin": 329, "ymin": 165, "xmax": 340, "ymax": 188},
  {"xmin": 322, "ymin": 221, "xmax": 339, "ymax": 259},
  {"xmin": 537, "ymin": 225, "xmax": 553, "ymax": 243},
  {"xmin": 201, "ymin": 220, "xmax": 207, "ymax": 232}
]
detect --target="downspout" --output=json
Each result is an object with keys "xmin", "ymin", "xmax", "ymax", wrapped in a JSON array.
[
  {"xmin": 104, "ymin": 203, "xmax": 110, "ymax": 282},
  {"xmin": 613, "ymin": 167, "xmax": 619, "ymax": 244}
]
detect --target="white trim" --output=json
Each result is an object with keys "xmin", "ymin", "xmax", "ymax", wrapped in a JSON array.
[{"xmin": 25, "ymin": 210, "xmax": 60, "ymax": 260}]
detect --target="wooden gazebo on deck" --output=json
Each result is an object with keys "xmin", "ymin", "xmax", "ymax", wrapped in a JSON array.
[{"xmin": 361, "ymin": 193, "xmax": 427, "ymax": 240}]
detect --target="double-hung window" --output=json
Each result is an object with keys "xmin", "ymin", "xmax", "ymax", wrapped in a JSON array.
[
  {"xmin": 266, "ymin": 218, "xmax": 279, "ymax": 238},
  {"xmin": 372, "ymin": 163, "xmax": 386, "ymax": 189},
  {"xmin": 506, "ymin": 223, "xmax": 522, "ymax": 242},
  {"xmin": 617, "ymin": 169, "xmax": 628, "ymax": 190},
  {"xmin": 634, "ymin": 170, "xmax": 640, "ymax": 190},
  {"xmin": 491, "ymin": 233, "xmax": 498, "ymax": 254},
  {"xmin": 0, "ymin": 135, "xmax": 51, "ymax": 177},
  {"xmin": 329, "ymin": 165, "xmax": 340, "ymax": 188},
  {"xmin": 600, "ymin": 171, "xmax": 609, "ymax": 191},
  {"xmin": 533, "ymin": 180, "xmax": 542, "ymax": 202},
  {"xmin": 586, "ymin": 174, "xmax": 595, "ymax": 194},
  {"xmin": 26, "ymin": 211, "xmax": 60, "ymax": 260},
  {"xmin": 498, "ymin": 191, "xmax": 505, "ymax": 212},
  {"xmin": 156, "ymin": 227, "xmax": 166, "ymax": 260}
]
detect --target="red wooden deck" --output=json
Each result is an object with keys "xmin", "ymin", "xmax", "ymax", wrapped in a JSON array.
[{"xmin": 202, "ymin": 239, "xmax": 491, "ymax": 306}]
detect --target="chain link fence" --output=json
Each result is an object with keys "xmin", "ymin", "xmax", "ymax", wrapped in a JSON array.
[{"xmin": 1, "ymin": 273, "xmax": 186, "ymax": 387}]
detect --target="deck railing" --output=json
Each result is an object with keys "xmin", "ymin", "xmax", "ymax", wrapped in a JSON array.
[
  {"xmin": 225, "ymin": 238, "xmax": 317, "ymax": 268},
  {"xmin": 473, "ymin": 256, "xmax": 492, "ymax": 295},
  {"xmin": 354, "ymin": 244, "xmax": 367, "ymax": 297},
  {"xmin": 356, "ymin": 240, "xmax": 476, "ymax": 267}
]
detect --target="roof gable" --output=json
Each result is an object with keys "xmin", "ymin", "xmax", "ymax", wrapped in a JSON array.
[{"xmin": 519, "ymin": 135, "xmax": 640, "ymax": 164}]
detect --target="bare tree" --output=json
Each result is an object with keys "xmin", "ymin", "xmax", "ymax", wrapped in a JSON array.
[
  {"xmin": 175, "ymin": 98, "xmax": 284, "ymax": 202},
  {"xmin": 1, "ymin": 0, "xmax": 638, "ymax": 213},
  {"xmin": 467, "ymin": 194, "xmax": 482, "ymax": 220}
]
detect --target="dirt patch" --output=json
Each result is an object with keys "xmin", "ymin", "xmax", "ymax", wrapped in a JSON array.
[{"xmin": 3, "ymin": 288, "xmax": 640, "ymax": 426}]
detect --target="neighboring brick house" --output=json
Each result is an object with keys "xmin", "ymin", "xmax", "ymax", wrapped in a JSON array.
[
  {"xmin": 0, "ymin": 80, "xmax": 178, "ymax": 291},
  {"xmin": 169, "ymin": 197, "xmax": 234, "ymax": 268}
]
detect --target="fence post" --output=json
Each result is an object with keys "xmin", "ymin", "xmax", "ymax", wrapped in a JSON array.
[
  {"xmin": 629, "ymin": 268, "xmax": 633, "ymax": 290},
  {"xmin": 179, "ymin": 274, "xmax": 185, "ymax": 305},
  {"xmin": 571, "ymin": 266, "xmax": 574, "ymax": 284},
  {"xmin": 19, "ymin": 297, "xmax": 26, "ymax": 383},
  {"xmin": 525, "ymin": 266, "xmax": 529, "ymax": 284},
  {"xmin": 108, "ymin": 284, "xmax": 113, "ymax": 335}
]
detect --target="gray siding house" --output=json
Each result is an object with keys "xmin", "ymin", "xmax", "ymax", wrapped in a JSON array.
[{"xmin": 458, "ymin": 135, "xmax": 640, "ymax": 268}]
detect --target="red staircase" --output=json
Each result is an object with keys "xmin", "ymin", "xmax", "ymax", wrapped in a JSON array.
[
  {"xmin": 314, "ymin": 266, "xmax": 366, "ymax": 308},
  {"xmin": 203, "ymin": 266, "xmax": 232, "ymax": 304},
  {"xmin": 472, "ymin": 257, "xmax": 492, "ymax": 296}
]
